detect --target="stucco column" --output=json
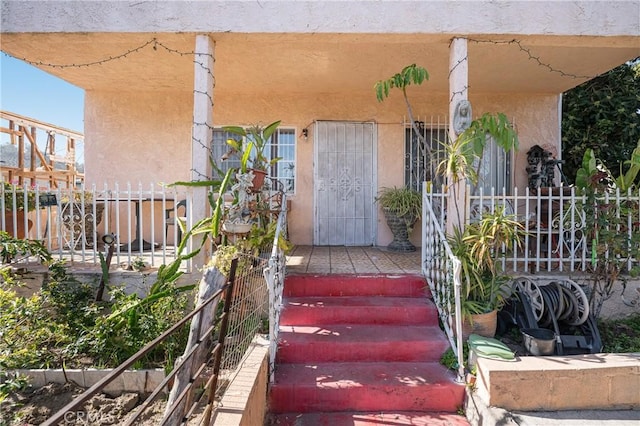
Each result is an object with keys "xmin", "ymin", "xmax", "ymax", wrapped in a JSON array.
[
  {"xmin": 191, "ymin": 34, "xmax": 214, "ymax": 269},
  {"xmin": 447, "ymin": 37, "xmax": 468, "ymax": 233}
]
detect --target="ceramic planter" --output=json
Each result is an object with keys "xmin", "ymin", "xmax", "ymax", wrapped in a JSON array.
[
  {"xmin": 249, "ymin": 169, "xmax": 268, "ymax": 193},
  {"xmin": 222, "ymin": 221, "xmax": 252, "ymax": 234},
  {"xmin": 3, "ymin": 211, "xmax": 33, "ymax": 239},
  {"xmin": 382, "ymin": 207, "xmax": 417, "ymax": 252}
]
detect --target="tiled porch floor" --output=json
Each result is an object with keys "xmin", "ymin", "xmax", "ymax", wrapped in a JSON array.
[{"xmin": 286, "ymin": 245, "xmax": 422, "ymax": 275}]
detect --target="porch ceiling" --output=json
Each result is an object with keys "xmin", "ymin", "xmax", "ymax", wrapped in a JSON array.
[{"xmin": 1, "ymin": 32, "xmax": 638, "ymax": 96}]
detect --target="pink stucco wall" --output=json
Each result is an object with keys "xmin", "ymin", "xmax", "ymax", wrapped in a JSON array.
[
  {"xmin": 85, "ymin": 91, "xmax": 193, "ymax": 187},
  {"xmin": 84, "ymin": 88, "xmax": 559, "ymax": 246}
]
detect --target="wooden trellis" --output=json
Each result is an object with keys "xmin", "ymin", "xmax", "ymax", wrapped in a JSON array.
[{"xmin": 0, "ymin": 110, "xmax": 84, "ymax": 188}]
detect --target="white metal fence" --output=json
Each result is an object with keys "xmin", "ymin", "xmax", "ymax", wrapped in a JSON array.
[
  {"xmin": 427, "ymin": 185, "xmax": 640, "ymax": 274},
  {"xmin": 421, "ymin": 184, "xmax": 464, "ymax": 382},
  {"xmin": 264, "ymin": 192, "xmax": 288, "ymax": 383},
  {"xmin": 1, "ymin": 182, "xmax": 192, "ymax": 269}
]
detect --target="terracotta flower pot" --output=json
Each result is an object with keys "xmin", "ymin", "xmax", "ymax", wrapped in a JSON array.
[
  {"xmin": 249, "ymin": 169, "xmax": 268, "ymax": 193},
  {"xmin": 461, "ymin": 310, "xmax": 498, "ymax": 340},
  {"xmin": 453, "ymin": 310, "xmax": 498, "ymax": 342},
  {"xmin": 3, "ymin": 211, "xmax": 33, "ymax": 239}
]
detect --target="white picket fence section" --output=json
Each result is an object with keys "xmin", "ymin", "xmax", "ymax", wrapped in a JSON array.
[
  {"xmin": 2, "ymin": 182, "xmax": 193, "ymax": 269},
  {"xmin": 6, "ymin": 181, "xmax": 640, "ymax": 276},
  {"xmin": 427, "ymin": 185, "xmax": 640, "ymax": 274}
]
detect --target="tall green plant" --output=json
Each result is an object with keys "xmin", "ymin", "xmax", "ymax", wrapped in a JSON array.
[
  {"xmin": 223, "ymin": 120, "xmax": 282, "ymax": 171},
  {"xmin": 562, "ymin": 61, "xmax": 640, "ymax": 183},
  {"xmin": 375, "ymin": 64, "xmax": 434, "ymax": 178},
  {"xmin": 573, "ymin": 146, "xmax": 640, "ymax": 318},
  {"xmin": 374, "ymin": 64, "xmax": 518, "ymax": 226}
]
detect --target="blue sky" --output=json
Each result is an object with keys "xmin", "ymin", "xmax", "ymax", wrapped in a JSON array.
[{"xmin": 0, "ymin": 53, "xmax": 84, "ymax": 132}]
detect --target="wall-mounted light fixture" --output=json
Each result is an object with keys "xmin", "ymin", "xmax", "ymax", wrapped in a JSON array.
[{"xmin": 302, "ymin": 128, "xmax": 309, "ymax": 141}]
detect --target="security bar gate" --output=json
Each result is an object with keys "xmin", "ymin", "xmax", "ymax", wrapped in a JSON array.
[{"xmin": 314, "ymin": 121, "xmax": 377, "ymax": 246}]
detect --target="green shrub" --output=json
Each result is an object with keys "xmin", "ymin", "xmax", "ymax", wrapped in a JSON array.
[
  {"xmin": 0, "ymin": 258, "xmax": 194, "ymax": 370},
  {"xmin": 599, "ymin": 314, "xmax": 640, "ymax": 353},
  {"xmin": 42, "ymin": 261, "xmax": 100, "ymax": 333},
  {"xmin": 77, "ymin": 284, "xmax": 191, "ymax": 369},
  {"xmin": 0, "ymin": 231, "xmax": 52, "ymax": 264},
  {"xmin": 0, "ymin": 284, "xmax": 72, "ymax": 369}
]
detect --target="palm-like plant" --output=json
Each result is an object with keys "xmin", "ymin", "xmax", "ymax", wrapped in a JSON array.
[
  {"xmin": 449, "ymin": 206, "xmax": 526, "ymax": 316},
  {"xmin": 375, "ymin": 186, "xmax": 422, "ymax": 219}
]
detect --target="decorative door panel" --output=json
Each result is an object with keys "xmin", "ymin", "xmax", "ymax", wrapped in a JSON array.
[{"xmin": 314, "ymin": 121, "xmax": 376, "ymax": 245}]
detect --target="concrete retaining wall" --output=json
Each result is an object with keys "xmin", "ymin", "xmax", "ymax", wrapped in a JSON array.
[
  {"xmin": 211, "ymin": 337, "xmax": 269, "ymax": 426},
  {"xmin": 6, "ymin": 368, "xmax": 165, "ymax": 397},
  {"xmin": 474, "ymin": 353, "xmax": 640, "ymax": 411}
]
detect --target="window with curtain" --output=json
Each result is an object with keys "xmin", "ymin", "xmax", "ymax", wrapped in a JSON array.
[{"xmin": 472, "ymin": 135, "xmax": 511, "ymax": 196}]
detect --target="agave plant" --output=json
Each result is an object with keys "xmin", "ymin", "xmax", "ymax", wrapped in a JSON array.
[{"xmin": 449, "ymin": 205, "xmax": 526, "ymax": 316}]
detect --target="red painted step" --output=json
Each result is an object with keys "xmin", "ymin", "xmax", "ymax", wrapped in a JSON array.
[
  {"xmin": 271, "ymin": 274, "xmax": 466, "ymax": 421},
  {"xmin": 280, "ymin": 296, "xmax": 438, "ymax": 326},
  {"xmin": 284, "ymin": 274, "xmax": 430, "ymax": 298},
  {"xmin": 269, "ymin": 362, "xmax": 464, "ymax": 413},
  {"xmin": 269, "ymin": 411, "xmax": 470, "ymax": 425},
  {"xmin": 277, "ymin": 324, "xmax": 450, "ymax": 363}
]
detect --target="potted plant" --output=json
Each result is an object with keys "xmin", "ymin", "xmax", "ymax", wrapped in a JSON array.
[
  {"xmin": 375, "ymin": 186, "xmax": 422, "ymax": 252},
  {"xmin": 448, "ymin": 206, "xmax": 526, "ymax": 338},
  {"xmin": 223, "ymin": 120, "xmax": 282, "ymax": 192},
  {"xmin": 2, "ymin": 182, "xmax": 37, "ymax": 239}
]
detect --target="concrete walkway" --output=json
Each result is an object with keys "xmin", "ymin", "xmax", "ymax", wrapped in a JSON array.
[{"xmin": 466, "ymin": 384, "xmax": 640, "ymax": 425}]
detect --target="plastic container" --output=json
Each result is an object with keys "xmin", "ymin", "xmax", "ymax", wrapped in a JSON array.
[{"xmin": 521, "ymin": 328, "xmax": 556, "ymax": 356}]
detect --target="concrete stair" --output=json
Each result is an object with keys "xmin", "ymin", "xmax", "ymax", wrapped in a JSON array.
[{"xmin": 269, "ymin": 274, "xmax": 468, "ymax": 425}]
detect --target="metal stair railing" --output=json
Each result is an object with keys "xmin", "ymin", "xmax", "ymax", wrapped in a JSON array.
[
  {"xmin": 421, "ymin": 183, "xmax": 464, "ymax": 382},
  {"xmin": 263, "ymin": 191, "xmax": 288, "ymax": 384}
]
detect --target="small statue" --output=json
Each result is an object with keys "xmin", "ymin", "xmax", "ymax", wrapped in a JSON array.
[
  {"xmin": 232, "ymin": 171, "xmax": 255, "ymax": 211},
  {"xmin": 453, "ymin": 100, "xmax": 472, "ymax": 134}
]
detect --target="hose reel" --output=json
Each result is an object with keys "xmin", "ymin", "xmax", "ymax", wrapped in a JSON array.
[{"xmin": 502, "ymin": 276, "xmax": 602, "ymax": 355}]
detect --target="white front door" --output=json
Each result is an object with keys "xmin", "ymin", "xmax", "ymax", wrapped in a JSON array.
[{"xmin": 314, "ymin": 121, "xmax": 377, "ymax": 245}]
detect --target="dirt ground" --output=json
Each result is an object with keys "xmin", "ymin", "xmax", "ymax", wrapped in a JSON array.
[{"xmin": 0, "ymin": 382, "xmax": 166, "ymax": 426}]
